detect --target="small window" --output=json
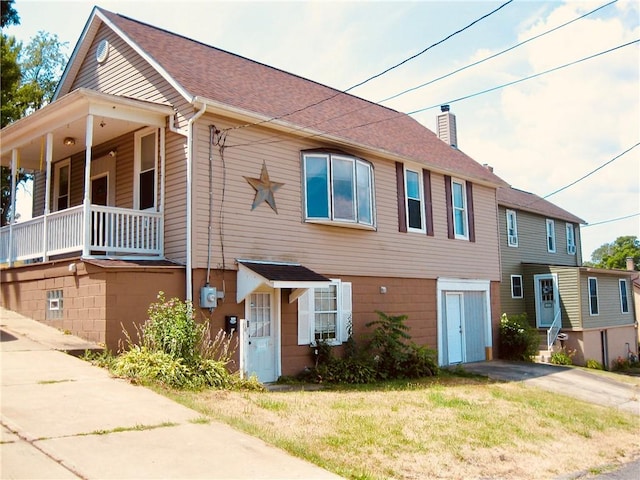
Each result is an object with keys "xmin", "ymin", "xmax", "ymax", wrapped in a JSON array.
[
  {"xmin": 46, "ymin": 290, "xmax": 64, "ymax": 320},
  {"xmin": 511, "ymin": 275, "xmax": 523, "ymax": 298},
  {"xmin": 53, "ymin": 159, "xmax": 71, "ymax": 211},
  {"xmin": 134, "ymin": 128, "xmax": 158, "ymax": 210},
  {"xmin": 546, "ymin": 219, "xmax": 556, "ymax": 253},
  {"xmin": 302, "ymin": 152, "xmax": 374, "ymax": 228},
  {"xmin": 405, "ymin": 168, "xmax": 425, "ymax": 232},
  {"xmin": 506, "ymin": 210, "xmax": 518, "ymax": 247},
  {"xmin": 566, "ymin": 223, "xmax": 576, "ymax": 255},
  {"xmin": 452, "ymin": 179, "xmax": 468, "ymax": 240},
  {"xmin": 588, "ymin": 277, "xmax": 599, "ymax": 316},
  {"xmin": 297, "ymin": 280, "xmax": 352, "ymax": 346},
  {"xmin": 619, "ymin": 279, "xmax": 629, "ymax": 314}
]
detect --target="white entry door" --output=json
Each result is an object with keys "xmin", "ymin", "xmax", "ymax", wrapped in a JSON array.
[
  {"xmin": 245, "ymin": 292, "xmax": 276, "ymax": 383},
  {"xmin": 534, "ymin": 274, "xmax": 560, "ymax": 328},
  {"xmin": 445, "ymin": 292, "xmax": 464, "ymax": 364}
]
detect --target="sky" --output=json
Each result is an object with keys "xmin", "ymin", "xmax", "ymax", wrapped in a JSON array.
[{"xmin": 3, "ymin": 0, "xmax": 639, "ymax": 260}]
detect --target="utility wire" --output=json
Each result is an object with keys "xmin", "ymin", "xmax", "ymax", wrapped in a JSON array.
[
  {"xmin": 223, "ymin": 0, "xmax": 513, "ymax": 133},
  {"xmin": 408, "ymin": 38, "xmax": 640, "ymax": 115},
  {"xmin": 582, "ymin": 212, "xmax": 640, "ymax": 228},
  {"xmin": 225, "ymin": 0, "xmax": 618, "ymax": 150},
  {"xmin": 379, "ymin": 0, "xmax": 617, "ymax": 104},
  {"xmin": 543, "ymin": 142, "xmax": 640, "ymax": 199},
  {"xmin": 226, "ymin": 37, "xmax": 639, "ymax": 149},
  {"xmin": 345, "ymin": 0, "xmax": 514, "ymax": 93}
]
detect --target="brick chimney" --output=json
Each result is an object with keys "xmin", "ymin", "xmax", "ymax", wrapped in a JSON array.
[
  {"xmin": 626, "ymin": 257, "xmax": 635, "ymax": 271},
  {"xmin": 437, "ymin": 105, "xmax": 458, "ymax": 148}
]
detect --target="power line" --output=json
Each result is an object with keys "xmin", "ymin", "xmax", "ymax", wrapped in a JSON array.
[
  {"xmin": 407, "ymin": 38, "xmax": 640, "ymax": 115},
  {"xmin": 345, "ymin": 0, "xmax": 514, "ymax": 93},
  {"xmin": 225, "ymin": 0, "xmax": 620, "ymax": 150},
  {"xmin": 583, "ymin": 213, "xmax": 640, "ymax": 228},
  {"xmin": 226, "ymin": 38, "xmax": 638, "ymax": 150},
  {"xmin": 379, "ymin": 0, "xmax": 617, "ymax": 104},
  {"xmin": 543, "ymin": 142, "xmax": 640, "ymax": 199},
  {"xmin": 223, "ymin": 0, "xmax": 514, "ymax": 134}
]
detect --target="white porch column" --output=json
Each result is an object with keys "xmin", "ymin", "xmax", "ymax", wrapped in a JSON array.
[
  {"xmin": 7, "ymin": 149, "xmax": 18, "ymax": 267},
  {"xmin": 82, "ymin": 115, "xmax": 93, "ymax": 257},
  {"xmin": 159, "ymin": 126, "xmax": 165, "ymax": 255},
  {"xmin": 42, "ymin": 133, "xmax": 53, "ymax": 261}
]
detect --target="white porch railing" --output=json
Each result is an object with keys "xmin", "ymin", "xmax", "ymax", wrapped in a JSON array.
[
  {"xmin": 546, "ymin": 308, "xmax": 562, "ymax": 351},
  {"xmin": 0, "ymin": 205, "xmax": 162, "ymax": 264}
]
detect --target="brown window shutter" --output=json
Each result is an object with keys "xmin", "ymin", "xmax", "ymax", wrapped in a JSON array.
[
  {"xmin": 396, "ymin": 162, "xmax": 407, "ymax": 232},
  {"xmin": 444, "ymin": 175, "xmax": 454, "ymax": 239},
  {"xmin": 423, "ymin": 169, "xmax": 434, "ymax": 236},
  {"xmin": 466, "ymin": 181, "xmax": 475, "ymax": 242}
]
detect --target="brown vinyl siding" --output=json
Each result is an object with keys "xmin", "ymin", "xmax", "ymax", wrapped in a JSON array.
[
  {"xmin": 190, "ymin": 115, "xmax": 500, "ymax": 281},
  {"xmin": 163, "ymin": 131, "xmax": 188, "ymax": 262}
]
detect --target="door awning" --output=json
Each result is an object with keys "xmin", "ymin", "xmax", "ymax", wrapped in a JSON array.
[{"xmin": 236, "ymin": 260, "xmax": 331, "ymax": 303}]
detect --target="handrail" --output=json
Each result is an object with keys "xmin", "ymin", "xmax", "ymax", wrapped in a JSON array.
[{"xmin": 547, "ymin": 308, "xmax": 562, "ymax": 350}]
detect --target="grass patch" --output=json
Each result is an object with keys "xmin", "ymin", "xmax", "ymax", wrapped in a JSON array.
[
  {"xmin": 168, "ymin": 374, "xmax": 640, "ymax": 480},
  {"xmin": 86, "ymin": 421, "xmax": 178, "ymax": 436},
  {"xmin": 37, "ymin": 379, "xmax": 76, "ymax": 384}
]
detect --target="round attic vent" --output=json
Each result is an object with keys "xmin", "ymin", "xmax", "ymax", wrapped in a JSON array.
[{"xmin": 96, "ymin": 39, "xmax": 109, "ymax": 63}]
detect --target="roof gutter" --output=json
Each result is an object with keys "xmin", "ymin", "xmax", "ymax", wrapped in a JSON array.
[{"xmin": 185, "ymin": 102, "xmax": 207, "ymax": 302}]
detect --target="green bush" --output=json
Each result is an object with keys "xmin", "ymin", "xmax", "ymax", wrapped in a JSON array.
[
  {"xmin": 550, "ymin": 347, "xmax": 575, "ymax": 366},
  {"xmin": 300, "ymin": 311, "xmax": 438, "ymax": 384},
  {"xmin": 498, "ymin": 313, "xmax": 539, "ymax": 361},
  {"xmin": 585, "ymin": 359, "xmax": 604, "ymax": 370},
  {"xmin": 87, "ymin": 292, "xmax": 260, "ymax": 391}
]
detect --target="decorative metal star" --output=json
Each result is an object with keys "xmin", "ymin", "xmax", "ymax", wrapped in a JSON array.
[{"xmin": 244, "ymin": 161, "xmax": 284, "ymax": 213}]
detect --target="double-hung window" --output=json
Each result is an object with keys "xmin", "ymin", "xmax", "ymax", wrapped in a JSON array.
[
  {"xmin": 546, "ymin": 219, "xmax": 556, "ymax": 253},
  {"xmin": 303, "ymin": 152, "xmax": 374, "ymax": 227},
  {"xmin": 452, "ymin": 179, "xmax": 468, "ymax": 239},
  {"xmin": 566, "ymin": 223, "xmax": 576, "ymax": 255},
  {"xmin": 297, "ymin": 279, "xmax": 352, "ymax": 346},
  {"xmin": 619, "ymin": 279, "xmax": 629, "ymax": 314},
  {"xmin": 588, "ymin": 277, "xmax": 599, "ymax": 315},
  {"xmin": 506, "ymin": 210, "xmax": 518, "ymax": 247},
  {"xmin": 134, "ymin": 128, "xmax": 158, "ymax": 210},
  {"xmin": 511, "ymin": 275, "xmax": 523, "ymax": 298},
  {"xmin": 405, "ymin": 168, "xmax": 425, "ymax": 232}
]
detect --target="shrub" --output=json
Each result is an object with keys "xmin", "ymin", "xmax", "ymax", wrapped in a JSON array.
[
  {"xmin": 300, "ymin": 310, "xmax": 438, "ymax": 384},
  {"xmin": 498, "ymin": 313, "xmax": 539, "ymax": 361},
  {"xmin": 585, "ymin": 359, "xmax": 604, "ymax": 370},
  {"xmin": 550, "ymin": 347, "xmax": 575, "ymax": 366},
  {"xmin": 611, "ymin": 356, "xmax": 630, "ymax": 371},
  {"xmin": 88, "ymin": 292, "xmax": 260, "ymax": 391}
]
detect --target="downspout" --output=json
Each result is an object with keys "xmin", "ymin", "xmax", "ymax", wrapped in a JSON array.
[{"xmin": 185, "ymin": 103, "xmax": 207, "ymax": 302}]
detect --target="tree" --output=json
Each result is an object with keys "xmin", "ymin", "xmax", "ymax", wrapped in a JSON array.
[
  {"xmin": 1, "ymin": 0, "xmax": 19, "ymax": 27},
  {"xmin": 586, "ymin": 236, "xmax": 639, "ymax": 270},
  {"xmin": 0, "ymin": 3, "xmax": 68, "ymax": 226}
]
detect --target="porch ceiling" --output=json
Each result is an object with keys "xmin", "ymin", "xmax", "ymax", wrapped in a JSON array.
[{"xmin": 0, "ymin": 88, "xmax": 174, "ymax": 170}]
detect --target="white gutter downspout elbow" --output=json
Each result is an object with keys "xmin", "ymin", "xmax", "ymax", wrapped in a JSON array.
[{"xmin": 185, "ymin": 103, "xmax": 207, "ymax": 302}]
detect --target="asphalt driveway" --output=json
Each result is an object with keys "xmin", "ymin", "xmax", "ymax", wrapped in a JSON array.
[{"xmin": 462, "ymin": 360, "xmax": 640, "ymax": 416}]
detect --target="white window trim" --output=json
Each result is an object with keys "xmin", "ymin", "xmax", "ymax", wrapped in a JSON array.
[
  {"xmin": 302, "ymin": 152, "xmax": 375, "ymax": 228},
  {"xmin": 510, "ymin": 275, "xmax": 523, "ymax": 299},
  {"xmin": 405, "ymin": 166, "xmax": 425, "ymax": 233},
  {"xmin": 297, "ymin": 279, "xmax": 352, "ymax": 346},
  {"xmin": 566, "ymin": 223, "xmax": 576, "ymax": 255},
  {"xmin": 619, "ymin": 279, "xmax": 630, "ymax": 314},
  {"xmin": 588, "ymin": 277, "xmax": 599, "ymax": 316},
  {"xmin": 546, "ymin": 219, "xmax": 556, "ymax": 253},
  {"xmin": 506, "ymin": 209, "xmax": 518, "ymax": 247},
  {"xmin": 53, "ymin": 158, "xmax": 71, "ymax": 212},
  {"xmin": 451, "ymin": 178, "xmax": 469, "ymax": 240},
  {"xmin": 133, "ymin": 127, "xmax": 158, "ymax": 211}
]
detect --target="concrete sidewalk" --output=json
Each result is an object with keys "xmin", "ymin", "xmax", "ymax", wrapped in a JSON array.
[{"xmin": 0, "ymin": 308, "xmax": 342, "ymax": 479}]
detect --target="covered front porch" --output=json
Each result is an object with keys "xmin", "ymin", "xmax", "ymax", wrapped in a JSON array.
[{"xmin": 0, "ymin": 89, "xmax": 174, "ymax": 265}]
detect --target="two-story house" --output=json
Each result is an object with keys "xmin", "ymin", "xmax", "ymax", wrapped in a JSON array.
[
  {"xmin": 497, "ymin": 186, "xmax": 638, "ymax": 368},
  {"xmin": 0, "ymin": 7, "xmax": 506, "ymax": 381}
]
